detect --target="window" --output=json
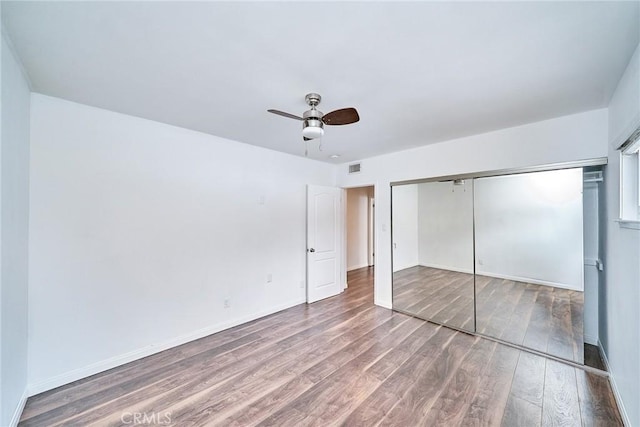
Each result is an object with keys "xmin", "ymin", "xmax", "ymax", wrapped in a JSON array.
[{"xmin": 619, "ymin": 126, "xmax": 640, "ymax": 226}]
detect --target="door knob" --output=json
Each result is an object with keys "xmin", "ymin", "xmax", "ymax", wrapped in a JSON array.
[{"xmin": 309, "ymin": 248, "xmax": 315, "ymax": 252}]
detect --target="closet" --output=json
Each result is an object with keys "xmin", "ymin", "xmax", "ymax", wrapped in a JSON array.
[{"xmin": 391, "ymin": 161, "xmax": 605, "ymax": 366}]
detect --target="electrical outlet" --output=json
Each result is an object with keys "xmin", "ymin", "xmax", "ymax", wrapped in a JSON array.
[
  {"xmin": 478, "ymin": 259, "xmax": 484, "ymax": 266},
  {"xmin": 224, "ymin": 299, "xmax": 230, "ymax": 308},
  {"xmin": 267, "ymin": 273, "xmax": 273, "ymax": 283}
]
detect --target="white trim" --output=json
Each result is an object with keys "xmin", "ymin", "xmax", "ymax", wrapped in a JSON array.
[
  {"xmin": 347, "ymin": 263, "xmax": 370, "ymax": 272},
  {"xmin": 583, "ymin": 333, "xmax": 598, "ymax": 346},
  {"xmin": 612, "ymin": 112, "xmax": 640, "ymax": 151},
  {"xmin": 27, "ymin": 298, "xmax": 304, "ymax": 396},
  {"xmin": 599, "ymin": 340, "xmax": 631, "ymax": 427},
  {"xmin": 616, "ymin": 219, "xmax": 640, "ymax": 230},
  {"xmin": 9, "ymin": 388, "xmax": 28, "ymax": 427},
  {"xmin": 393, "ymin": 263, "xmax": 419, "ymax": 273},
  {"xmin": 475, "ymin": 271, "xmax": 582, "ymax": 292},
  {"xmin": 404, "ymin": 264, "xmax": 580, "ymax": 290},
  {"xmin": 340, "ymin": 188, "xmax": 348, "ymax": 291},
  {"xmin": 618, "ymin": 124, "xmax": 640, "ymax": 222},
  {"xmin": 621, "ymin": 138, "xmax": 640, "ymax": 155},
  {"xmin": 368, "ymin": 197, "xmax": 375, "ymax": 266},
  {"xmin": 374, "ymin": 298, "xmax": 392, "ymax": 309},
  {"xmin": 418, "ymin": 263, "xmax": 474, "ymax": 275}
]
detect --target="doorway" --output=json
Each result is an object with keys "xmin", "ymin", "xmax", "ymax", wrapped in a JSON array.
[{"xmin": 345, "ymin": 186, "xmax": 375, "ymax": 290}]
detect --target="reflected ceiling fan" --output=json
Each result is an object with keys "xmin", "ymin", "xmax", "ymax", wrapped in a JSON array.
[{"xmin": 268, "ymin": 93, "xmax": 360, "ymax": 142}]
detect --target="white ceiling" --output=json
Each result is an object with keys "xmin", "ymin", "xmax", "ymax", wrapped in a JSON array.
[{"xmin": 3, "ymin": 1, "xmax": 639, "ymax": 163}]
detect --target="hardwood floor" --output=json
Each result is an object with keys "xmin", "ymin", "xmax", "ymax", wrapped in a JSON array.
[
  {"xmin": 476, "ymin": 273, "xmax": 584, "ymax": 364},
  {"xmin": 393, "ymin": 266, "xmax": 584, "ymax": 364},
  {"xmin": 393, "ymin": 266, "xmax": 475, "ymax": 332},
  {"xmin": 584, "ymin": 344, "xmax": 607, "ymax": 371},
  {"xmin": 20, "ymin": 267, "xmax": 621, "ymax": 426}
]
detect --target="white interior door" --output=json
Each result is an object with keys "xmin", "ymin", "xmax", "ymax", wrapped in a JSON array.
[{"xmin": 307, "ymin": 185, "xmax": 341, "ymax": 303}]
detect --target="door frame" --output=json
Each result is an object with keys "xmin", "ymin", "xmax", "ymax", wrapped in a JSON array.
[
  {"xmin": 369, "ymin": 197, "xmax": 375, "ymax": 267},
  {"xmin": 341, "ymin": 184, "xmax": 378, "ymax": 290}
]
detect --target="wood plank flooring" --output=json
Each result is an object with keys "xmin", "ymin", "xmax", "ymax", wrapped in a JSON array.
[
  {"xmin": 584, "ymin": 344, "xmax": 607, "ymax": 371},
  {"xmin": 393, "ymin": 266, "xmax": 475, "ymax": 332},
  {"xmin": 393, "ymin": 266, "xmax": 584, "ymax": 364},
  {"xmin": 20, "ymin": 267, "xmax": 621, "ymax": 426}
]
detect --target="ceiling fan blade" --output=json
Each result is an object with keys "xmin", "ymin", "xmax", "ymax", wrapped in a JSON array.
[
  {"xmin": 322, "ymin": 108, "xmax": 359, "ymax": 125},
  {"xmin": 268, "ymin": 109, "xmax": 304, "ymax": 121}
]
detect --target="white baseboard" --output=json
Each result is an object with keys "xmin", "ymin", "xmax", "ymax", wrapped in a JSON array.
[
  {"xmin": 419, "ymin": 263, "xmax": 474, "ymax": 275},
  {"xmin": 374, "ymin": 298, "xmax": 392, "ymax": 309},
  {"xmin": 475, "ymin": 270, "xmax": 582, "ymax": 292},
  {"xmin": 598, "ymin": 340, "xmax": 631, "ymax": 427},
  {"xmin": 27, "ymin": 298, "xmax": 305, "ymax": 396},
  {"xmin": 392, "ymin": 263, "xmax": 418, "ymax": 273},
  {"xmin": 347, "ymin": 263, "xmax": 370, "ymax": 272},
  {"xmin": 9, "ymin": 388, "xmax": 28, "ymax": 427},
  {"xmin": 402, "ymin": 264, "xmax": 581, "ymax": 291},
  {"xmin": 584, "ymin": 333, "xmax": 598, "ymax": 346}
]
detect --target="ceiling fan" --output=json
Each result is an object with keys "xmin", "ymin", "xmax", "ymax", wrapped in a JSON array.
[{"xmin": 268, "ymin": 93, "xmax": 360, "ymax": 142}]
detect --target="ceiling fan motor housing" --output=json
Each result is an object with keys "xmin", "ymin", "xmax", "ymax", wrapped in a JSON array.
[
  {"xmin": 302, "ymin": 107, "xmax": 324, "ymax": 139},
  {"xmin": 302, "ymin": 118, "xmax": 324, "ymax": 139}
]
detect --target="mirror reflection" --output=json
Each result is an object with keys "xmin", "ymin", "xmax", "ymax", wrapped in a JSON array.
[
  {"xmin": 392, "ymin": 180, "xmax": 474, "ymax": 332},
  {"xmin": 474, "ymin": 169, "xmax": 584, "ymax": 363},
  {"xmin": 391, "ymin": 167, "xmax": 586, "ymax": 364}
]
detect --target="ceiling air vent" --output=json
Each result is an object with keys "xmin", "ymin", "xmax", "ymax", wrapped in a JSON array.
[{"xmin": 348, "ymin": 163, "xmax": 361, "ymax": 174}]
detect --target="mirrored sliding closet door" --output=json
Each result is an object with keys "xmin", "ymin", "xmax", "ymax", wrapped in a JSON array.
[
  {"xmin": 473, "ymin": 168, "xmax": 584, "ymax": 363},
  {"xmin": 391, "ymin": 180, "xmax": 475, "ymax": 332},
  {"xmin": 391, "ymin": 166, "xmax": 587, "ymax": 364}
]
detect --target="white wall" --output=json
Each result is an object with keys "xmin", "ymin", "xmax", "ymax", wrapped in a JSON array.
[
  {"xmin": 417, "ymin": 181, "xmax": 474, "ymax": 273},
  {"xmin": 338, "ymin": 108, "xmax": 608, "ymax": 309},
  {"xmin": 391, "ymin": 184, "xmax": 418, "ymax": 272},
  {"xmin": 400, "ymin": 172, "xmax": 596, "ymax": 340},
  {"xmin": 474, "ymin": 169, "xmax": 584, "ymax": 291},
  {"xmin": 27, "ymin": 94, "xmax": 336, "ymax": 394},
  {"xmin": 1, "ymin": 30, "xmax": 30, "ymax": 426},
  {"xmin": 346, "ymin": 187, "xmax": 373, "ymax": 271},
  {"xmin": 414, "ymin": 172, "xmax": 583, "ymax": 289},
  {"xmin": 603, "ymin": 43, "xmax": 640, "ymax": 427}
]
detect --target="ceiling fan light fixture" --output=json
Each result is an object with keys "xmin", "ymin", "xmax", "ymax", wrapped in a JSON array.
[
  {"xmin": 302, "ymin": 119, "xmax": 324, "ymax": 139},
  {"xmin": 268, "ymin": 93, "xmax": 358, "ymax": 145}
]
